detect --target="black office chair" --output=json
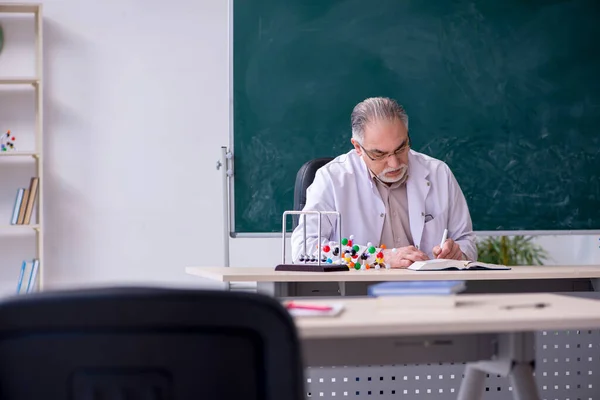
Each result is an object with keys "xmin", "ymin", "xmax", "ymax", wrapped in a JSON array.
[
  {"xmin": 0, "ymin": 287, "xmax": 305, "ymax": 399},
  {"xmin": 292, "ymin": 157, "xmax": 333, "ymax": 228}
]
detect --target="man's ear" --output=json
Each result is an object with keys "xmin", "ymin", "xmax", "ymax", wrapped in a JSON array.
[{"xmin": 350, "ymin": 138, "xmax": 362, "ymax": 155}]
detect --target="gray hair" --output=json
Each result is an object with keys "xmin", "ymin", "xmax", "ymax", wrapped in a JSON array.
[{"xmin": 351, "ymin": 97, "xmax": 409, "ymax": 142}]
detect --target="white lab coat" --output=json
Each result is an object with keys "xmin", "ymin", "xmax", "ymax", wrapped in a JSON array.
[{"xmin": 291, "ymin": 149, "xmax": 477, "ymax": 262}]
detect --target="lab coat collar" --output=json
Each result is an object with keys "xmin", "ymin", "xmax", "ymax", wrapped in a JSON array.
[
  {"xmin": 406, "ymin": 150, "xmax": 431, "ymax": 249},
  {"xmin": 355, "ymin": 151, "xmax": 375, "ymax": 190}
]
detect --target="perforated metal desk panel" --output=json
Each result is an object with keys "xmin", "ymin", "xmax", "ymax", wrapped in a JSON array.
[{"xmin": 295, "ymin": 293, "xmax": 600, "ymax": 400}]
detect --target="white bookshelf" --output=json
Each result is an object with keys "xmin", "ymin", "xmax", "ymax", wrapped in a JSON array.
[
  {"xmin": 0, "ymin": 224, "xmax": 40, "ymax": 232},
  {"xmin": 0, "ymin": 151, "xmax": 39, "ymax": 157},
  {"xmin": 0, "ymin": 3, "xmax": 43, "ymax": 292},
  {"xmin": 0, "ymin": 78, "xmax": 38, "ymax": 84},
  {"xmin": 0, "ymin": 4, "xmax": 39, "ymax": 13}
]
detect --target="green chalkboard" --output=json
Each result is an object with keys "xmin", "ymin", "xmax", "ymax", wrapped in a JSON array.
[{"xmin": 233, "ymin": 0, "xmax": 600, "ymax": 234}]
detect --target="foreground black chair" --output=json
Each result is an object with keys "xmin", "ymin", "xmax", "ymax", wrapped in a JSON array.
[{"xmin": 0, "ymin": 287, "xmax": 305, "ymax": 399}]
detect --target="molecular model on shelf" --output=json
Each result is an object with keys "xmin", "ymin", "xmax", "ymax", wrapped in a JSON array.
[
  {"xmin": 298, "ymin": 235, "xmax": 390, "ymax": 270},
  {"xmin": 1, "ymin": 130, "xmax": 16, "ymax": 152}
]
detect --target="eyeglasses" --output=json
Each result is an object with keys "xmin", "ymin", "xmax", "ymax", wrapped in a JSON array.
[{"xmin": 358, "ymin": 136, "xmax": 411, "ymax": 162}]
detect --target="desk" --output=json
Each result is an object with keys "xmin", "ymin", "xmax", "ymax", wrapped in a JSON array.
[
  {"xmin": 292, "ymin": 293, "xmax": 600, "ymax": 400},
  {"xmin": 186, "ymin": 265, "xmax": 600, "ymax": 296}
]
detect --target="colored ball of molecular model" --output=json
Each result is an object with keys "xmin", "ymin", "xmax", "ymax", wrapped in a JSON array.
[{"xmin": 315, "ymin": 235, "xmax": 389, "ymax": 270}]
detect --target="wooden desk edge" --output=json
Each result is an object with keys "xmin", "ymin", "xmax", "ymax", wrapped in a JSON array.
[
  {"xmin": 294, "ymin": 293, "xmax": 600, "ymax": 339},
  {"xmin": 185, "ymin": 265, "xmax": 600, "ymax": 283}
]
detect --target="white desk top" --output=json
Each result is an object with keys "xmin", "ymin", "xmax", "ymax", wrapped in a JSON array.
[
  {"xmin": 290, "ymin": 293, "xmax": 600, "ymax": 339},
  {"xmin": 185, "ymin": 265, "xmax": 600, "ymax": 283}
]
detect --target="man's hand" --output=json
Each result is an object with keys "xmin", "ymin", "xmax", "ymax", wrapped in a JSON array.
[
  {"xmin": 432, "ymin": 238, "xmax": 464, "ymax": 260},
  {"xmin": 383, "ymin": 246, "xmax": 430, "ymax": 268}
]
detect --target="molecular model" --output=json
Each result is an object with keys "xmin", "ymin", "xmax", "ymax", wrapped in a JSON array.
[
  {"xmin": 0, "ymin": 130, "xmax": 16, "ymax": 152},
  {"xmin": 298, "ymin": 235, "xmax": 390, "ymax": 270}
]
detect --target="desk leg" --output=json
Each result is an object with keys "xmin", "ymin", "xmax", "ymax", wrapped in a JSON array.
[
  {"xmin": 509, "ymin": 362, "xmax": 540, "ymax": 400},
  {"xmin": 338, "ymin": 282, "xmax": 346, "ymax": 296},
  {"xmin": 592, "ymin": 278, "xmax": 600, "ymax": 292},
  {"xmin": 457, "ymin": 365, "xmax": 486, "ymax": 400},
  {"xmin": 457, "ymin": 332, "xmax": 540, "ymax": 400}
]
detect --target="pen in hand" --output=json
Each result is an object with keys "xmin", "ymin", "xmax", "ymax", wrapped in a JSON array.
[
  {"xmin": 436, "ymin": 228, "xmax": 448, "ymax": 258},
  {"xmin": 440, "ymin": 228, "xmax": 448, "ymax": 248}
]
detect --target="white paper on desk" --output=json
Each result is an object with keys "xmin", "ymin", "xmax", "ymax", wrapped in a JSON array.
[{"xmin": 287, "ymin": 303, "xmax": 345, "ymax": 317}]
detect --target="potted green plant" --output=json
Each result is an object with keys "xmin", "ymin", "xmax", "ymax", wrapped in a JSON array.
[{"xmin": 476, "ymin": 235, "xmax": 549, "ymax": 266}]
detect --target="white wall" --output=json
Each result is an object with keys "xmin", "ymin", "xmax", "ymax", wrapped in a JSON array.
[
  {"xmin": 0, "ymin": 0, "xmax": 598, "ymax": 297},
  {"xmin": 2, "ymin": 0, "xmax": 232, "ymax": 294},
  {"xmin": 534, "ymin": 235, "xmax": 600, "ymax": 265}
]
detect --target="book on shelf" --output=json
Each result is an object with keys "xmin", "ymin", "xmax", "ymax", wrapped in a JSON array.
[
  {"xmin": 9, "ymin": 176, "xmax": 39, "ymax": 225},
  {"xmin": 10, "ymin": 188, "xmax": 25, "ymax": 224},
  {"xmin": 407, "ymin": 258, "xmax": 511, "ymax": 271},
  {"xmin": 16, "ymin": 258, "xmax": 39, "ymax": 294}
]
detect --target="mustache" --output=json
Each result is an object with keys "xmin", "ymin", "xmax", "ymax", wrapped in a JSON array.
[{"xmin": 382, "ymin": 165, "xmax": 408, "ymax": 174}]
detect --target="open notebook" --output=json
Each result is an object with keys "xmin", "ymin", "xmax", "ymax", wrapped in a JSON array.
[{"xmin": 408, "ymin": 259, "xmax": 511, "ymax": 271}]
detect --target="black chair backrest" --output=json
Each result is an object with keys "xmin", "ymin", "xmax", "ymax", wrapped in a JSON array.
[
  {"xmin": 293, "ymin": 157, "xmax": 333, "ymax": 228},
  {"xmin": 0, "ymin": 287, "xmax": 305, "ymax": 400}
]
